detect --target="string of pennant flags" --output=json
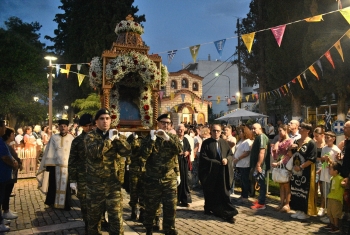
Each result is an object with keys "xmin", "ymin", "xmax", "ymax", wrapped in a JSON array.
[
  {"xmin": 50, "ymin": 63, "xmax": 90, "ymax": 87},
  {"xmin": 162, "ymin": 7, "xmax": 350, "ymax": 64}
]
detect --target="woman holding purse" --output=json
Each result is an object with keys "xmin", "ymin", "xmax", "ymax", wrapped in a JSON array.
[{"xmin": 271, "ymin": 124, "xmax": 293, "ymax": 212}]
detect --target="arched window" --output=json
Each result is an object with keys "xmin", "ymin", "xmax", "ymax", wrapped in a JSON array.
[
  {"xmin": 192, "ymin": 82, "xmax": 198, "ymax": 91},
  {"xmin": 182, "ymin": 78, "xmax": 188, "ymax": 88},
  {"xmin": 171, "ymin": 80, "xmax": 177, "ymax": 89}
]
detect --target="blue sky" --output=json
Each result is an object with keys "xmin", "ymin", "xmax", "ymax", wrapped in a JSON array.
[{"xmin": 0, "ymin": 0, "xmax": 250, "ymax": 72}]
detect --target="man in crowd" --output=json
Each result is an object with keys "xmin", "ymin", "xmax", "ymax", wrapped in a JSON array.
[
  {"xmin": 199, "ymin": 124, "xmax": 238, "ymax": 223},
  {"xmin": 140, "ymin": 114, "xmax": 182, "ymax": 235},
  {"xmin": 0, "ymin": 120, "xmax": 18, "ymax": 232},
  {"xmin": 223, "ymin": 125, "xmax": 237, "ymax": 196},
  {"xmin": 68, "ymin": 114, "xmax": 93, "ymax": 233},
  {"xmin": 177, "ymin": 124, "xmax": 192, "ymax": 207},
  {"xmin": 250, "ymin": 123, "xmax": 270, "ymax": 210},
  {"xmin": 288, "ymin": 120, "xmax": 301, "ymax": 141},
  {"xmin": 84, "ymin": 109, "xmax": 131, "ymax": 235},
  {"xmin": 37, "ymin": 119, "xmax": 74, "ymax": 210}
]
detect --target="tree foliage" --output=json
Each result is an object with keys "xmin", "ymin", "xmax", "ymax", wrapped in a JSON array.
[
  {"xmin": 45, "ymin": 0, "xmax": 146, "ymax": 114},
  {"xmin": 71, "ymin": 93, "xmax": 100, "ymax": 116},
  {"xmin": 0, "ymin": 17, "xmax": 48, "ymax": 126}
]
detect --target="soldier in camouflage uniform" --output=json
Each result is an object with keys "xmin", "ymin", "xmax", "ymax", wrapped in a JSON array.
[
  {"xmin": 68, "ymin": 114, "xmax": 93, "ymax": 233},
  {"xmin": 84, "ymin": 109, "xmax": 131, "ymax": 235},
  {"xmin": 140, "ymin": 114, "xmax": 182, "ymax": 235}
]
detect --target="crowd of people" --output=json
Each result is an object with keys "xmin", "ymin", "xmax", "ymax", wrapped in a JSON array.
[{"xmin": 1, "ymin": 115, "xmax": 350, "ymax": 234}]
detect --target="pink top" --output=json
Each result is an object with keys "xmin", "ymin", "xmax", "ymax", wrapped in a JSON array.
[{"xmin": 273, "ymin": 138, "xmax": 293, "ymax": 165}]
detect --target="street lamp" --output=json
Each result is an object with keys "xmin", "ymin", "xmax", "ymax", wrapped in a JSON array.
[
  {"xmin": 236, "ymin": 92, "xmax": 240, "ymax": 109},
  {"xmin": 215, "ymin": 73, "xmax": 231, "ymax": 101},
  {"xmin": 44, "ymin": 56, "xmax": 57, "ymax": 132},
  {"xmin": 33, "ymin": 96, "xmax": 39, "ymax": 102}
]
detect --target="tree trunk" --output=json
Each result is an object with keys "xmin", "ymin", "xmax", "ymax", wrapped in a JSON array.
[{"xmin": 291, "ymin": 94, "xmax": 302, "ymax": 121}]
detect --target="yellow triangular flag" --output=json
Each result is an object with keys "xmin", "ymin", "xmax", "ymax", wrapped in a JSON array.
[
  {"xmin": 170, "ymin": 92, "xmax": 175, "ymax": 100},
  {"xmin": 304, "ymin": 15, "xmax": 323, "ymax": 22},
  {"xmin": 309, "ymin": 65, "xmax": 319, "ymax": 80},
  {"xmin": 241, "ymin": 32, "xmax": 255, "ymax": 53},
  {"xmin": 66, "ymin": 64, "xmax": 71, "ymax": 78},
  {"xmin": 297, "ymin": 75, "xmax": 304, "ymax": 89},
  {"xmin": 340, "ymin": 7, "xmax": 350, "ymax": 24},
  {"xmin": 77, "ymin": 73, "xmax": 85, "ymax": 87},
  {"xmin": 334, "ymin": 41, "xmax": 344, "ymax": 62},
  {"xmin": 217, "ymin": 96, "xmax": 221, "ymax": 104},
  {"xmin": 174, "ymin": 105, "xmax": 178, "ymax": 112},
  {"xmin": 245, "ymin": 95, "xmax": 249, "ymax": 102},
  {"xmin": 284, "ymin": 84, "xmax": 288, "ymax": 93},
  {"xmin": 60, "ymin": 68, "xmax": 68, "ymax": 74},
  {"xmin": 189, "ymin": 45, "xmax": 201, "ymax": 63}
]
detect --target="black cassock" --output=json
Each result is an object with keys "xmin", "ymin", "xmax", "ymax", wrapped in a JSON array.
[
  {"xmin": 199, "ymin": 138, "xmax": 238, "ymax": 219},
  {"xmin": 178, "ymin": 137, "xmax": 192, "ymax": 205}
]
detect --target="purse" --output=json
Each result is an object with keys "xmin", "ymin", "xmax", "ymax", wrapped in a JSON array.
[
  {"xmin": 272, "ymin": 164, "xmax": 290, "ymax": 183},
  {"xmin": 286, "ymin": 156, "xmax": 294, "ymax": 171}
]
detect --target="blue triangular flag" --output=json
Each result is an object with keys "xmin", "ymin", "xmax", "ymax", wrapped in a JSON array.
[{"xmin": 214, "ymin": 39, "xmax": 226, "ymax": 57}]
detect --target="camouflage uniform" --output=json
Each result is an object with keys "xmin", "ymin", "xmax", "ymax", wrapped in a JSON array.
[
  {"xmin": 85, "ymin": 128, "xmax": 131, "ymax": 235},
  {"xmin": 140, "ymin": 132, "xmax": 182, "ymax": 235},
  {"xmin": 68, "ymin": 131, "xmax": 88, "ymax": 229}
]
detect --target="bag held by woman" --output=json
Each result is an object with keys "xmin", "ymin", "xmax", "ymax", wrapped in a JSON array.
[{"xmin": 272, "ymin": 164, "xmax": 289, "ymax": 183}]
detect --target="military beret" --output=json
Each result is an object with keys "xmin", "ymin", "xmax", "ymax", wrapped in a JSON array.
[
  {"xmin": 95, "ymin": 108, "xmax": 110, "ymax": 120},
  {"xmin": 79, "ymin": 113, "xmax": 93, "ymax": 126},
  {"xmin": 58, "ymin": 119, "xmax": 69, "ymax": 126},
  {"xmin": 156, "ymin": 113, "xmax": 171, "ymax": 121}
]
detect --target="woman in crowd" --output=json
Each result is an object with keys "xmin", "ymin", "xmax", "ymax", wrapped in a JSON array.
[
  {"xmin": 233, "ymin": 125, "xmax": 254, "ymax": 202},
  {"xmin": 290, "ymin": 122, "xmax": 317, "ymax": 220},
  {"xmin": 2, "ymin": 127, "xmax": 22, "ymax": 220},
  {"xmin": 192, "ymin": 127, "xmax": 202, "ymax": 188},
  {"xmin": 23, "ymin": 126, "xmax": 36, "ymax": 150},
  {"xmin": 271, "ymin": 124, "xmax": 293, "ymax": 212}
]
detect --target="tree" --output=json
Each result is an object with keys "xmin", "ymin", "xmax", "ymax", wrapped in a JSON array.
[
  {"xmin": 71, "ymin": 93, "xmax": 100, "ymax": 116},
  {"xmin": 0, "ymin": 17, "xmax": 48, "ymax": 127},
  {"xmin": 45, "ymin": 0, "xmax": 146, "ymax": 113}
]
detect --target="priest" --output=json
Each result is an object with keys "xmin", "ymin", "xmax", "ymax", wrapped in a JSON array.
[{"xmin": 37, "ymin": 119, "xmax": 74, "ymax": 210}]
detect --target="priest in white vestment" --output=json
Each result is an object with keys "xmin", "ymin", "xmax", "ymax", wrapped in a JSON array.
[{"xmin": 36, "ymin": 119, "xmax": 74, "ymax": 210}]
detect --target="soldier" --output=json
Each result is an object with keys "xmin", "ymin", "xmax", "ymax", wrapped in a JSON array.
[
  {"xmin": 68, "ymin": 114, "xmax": 93, "ymax": 233},
  {"xmin": 140, "ymin": 114, "xmax": 182, "ymax": 235},
  {"xmin": 85, "ymin": 109, "xmax": 131, "ymax": 235}
]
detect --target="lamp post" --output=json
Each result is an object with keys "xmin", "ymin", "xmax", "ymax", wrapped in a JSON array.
[
  {"xmin": 63, "ymin": 105, "xmax": 69, "ymax": 120},
  {"xmin": 44, "ymin": 56, "xmax": 57, "ymax": 132},
  {"xmin": 33, "ymin": 96, "xmax": 39, "ymax": 102},
  {"xmin": 236, "ymin": 92, "xmax": 240, "ymax": 109},
  {"xmin": 215, "ymin": 73, "xmax": 231, "ymax": 101}
]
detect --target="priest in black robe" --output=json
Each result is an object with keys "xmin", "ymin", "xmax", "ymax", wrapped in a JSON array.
[
  {"xmin": 199, "ymin": 124, "xmax": 238, "ymax": 223},
  {"xmin": 177, "ymin": 124, "xmax": 192, "ymax": 207}
]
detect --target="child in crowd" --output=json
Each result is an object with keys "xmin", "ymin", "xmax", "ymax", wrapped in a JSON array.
[
  {"xmin": 324, "ymin": 162, "xmax": 344, "ymax": 233},
  {"xmin": 319, "ymin": 131, "xmax": 341, "ymax": 223}
]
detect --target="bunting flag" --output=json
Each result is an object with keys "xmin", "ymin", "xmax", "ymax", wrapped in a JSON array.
[
  {"xmin": 167, "ymin": 50, "xmax": 177, "ymax": 64},
  {"xmin": 324, "ymin": 51, "xmax": 335, "ymax": 69},
  {"xmin": 245, "ymin": 95, "xmax": 249, "ymax": 102},
  {"xmin": 283, "ymin": 115, "xmax": 289, "ymax": 124},
  {"xmin": 55, "ymin": 64, "xmax": 60, "ymax": 77},
  {"xmin": 208, "ymin": 95, "xmax": 212, "ymax": 99},
  {"xmin": 166, "ymin": 106, "xmax": 170, "ymax": 112},
  {"xmin": 309, "ymin": 65, "xmax": 319, "ymax": 80},
  {"xmin": 334, "ymin": 41, "xmax": 344, "ymax": 62},
  {"xmin": 199, "ymin": 103, "xmax": 203, "ymax": 109},
  {"xmin": 217, "ymin": 96, "xmax": 221, "ymax": 104},
  {"xmin": 270, "ymin": 25, "xmax": 286, "ymax": 47},
  {"xmin": 77, "ymin": 64, "xmax": 82, "ymax": 72},
  {"xmin": 66, "ymin": 64, "xmax": 71, "ymax": 78},
  {"xmin": 304, "ymin": 15, "xmax": 323, "ymax": 22},
  {"xmin": 159, "ymin": 91, "xmax": 164, "ymax": 100},
  {"xmin": 209, "ymin": 102, "xmax": 212, "ymax": 108},
  {"xmin": 77, "ymin": 74, "xmax": 85, "ymax": 86},
  {"xmin": 174, "ymin": 105, "xmax": 179, "ymax": 112},
  {"xmin": 291, "ymin": 78, "xmax": 296, "ymax": 83},
  {"xmin": 191, "ymin": 94, "xmax": 195, "ymax": 103},
  {"xmin": 241, "ymin": 32, "xmax": 255, "ymax": 53},
  {"xmin": 181, "ymin": 93, "xmax": 185, "ymax": 102},
  {"xmin": 170, "ymin": 92, "xmax": 175, "ymax": 100},
  {"xmin": 316, "ymin": 59, "xmax": 323, "ymax": 75},
  {"xmin": 214, "ymin": 39, "xmax": 226, "ymax": 57},
  {"xmin": 189, "ymin": 45, "xmax": 200, "ymax": 62},
  {"xmin": 340, "ymin": 7, "xmax": 350, "ymax": 24},
  {"xmin": 60, "ymin": 68, "xmax": 69, "ymax": 75},
  {"xmin": 280, "ymin": 87, "xmax": 285, "ymax": 96},
  {"xmin": 296, "ymin": 75, "xmax": 304, "ymax": 89},
  {"xmin": 283, "ymin": 84, "xmax": 288, "ymax": 93}
]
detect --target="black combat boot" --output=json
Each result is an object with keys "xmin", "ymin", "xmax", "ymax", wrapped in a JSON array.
[
  {"xmin": 152, "ymin": 216, "xmax": 160, "ymax": 231},
  {"xmin": 164, "ymin": 229, "xmax": 178, "ymax": 235},
  {"xmin": 146, "ymin": 227, "xmax": 153, "ymax": 235},
  {"xmin": 138, "ymin": 209, "xmax": 145, "ymax": 222},
  {"xmin": 130, "ymin": 206, "xmax": 137, "ymax": 220}
]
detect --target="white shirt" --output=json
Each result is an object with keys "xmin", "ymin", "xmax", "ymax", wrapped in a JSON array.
[
  {"xmin": 193, "ymin": 135, "xmax": 202, "ymax": 153},
  {"xmin": 268, "ymin": 126, "xmax": 275, "ymax": 135},
  {"xmin": 226, "ymin": 135, "xmax": 237, "ymax": 155},
  {"xmin": 320, "ymin": 145, "xmax": 341, "ymax": 182},
  {"xmin": 289, "ymin": 131, "xmax": 301, "ymax": 141},
  {"xmin": 234, "ymin": 139, "xmax": 252, "ymax": 168},
  {"xmin": 15, "ymin": 134, "xmax": 23, "ymax": 145}
]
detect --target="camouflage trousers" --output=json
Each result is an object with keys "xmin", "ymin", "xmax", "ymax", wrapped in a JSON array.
[
  {"xmin": 129, "ymin": 171, "xmax": 162, "ymax": 216},
  {"xmin": 86, "ymin": 175, "xmax": 123, "ymax": 235},
  {"xmin": 77, "ymin": 181, "xmax": 87, "ymax": 225},
  {"xmin": 143, "ymin": 176, "xmax": 177, "ymax": 232}
]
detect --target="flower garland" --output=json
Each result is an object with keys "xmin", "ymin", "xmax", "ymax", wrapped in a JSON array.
[
  {"xmin": 139, "ymin": 86, "xmax": 153, "ymax": 127},
  {"xmin": 109, "ymin": 85, "xmax": 120, "ymax": 127},
  {"xmin": 161, "ymin": 64, "xmax": 169, "ymax": 87},
  {"xmin": 89, "ymin": 57, "xmax": 103, "ymax": 89},
  {"xmin": 105, "ymin": 51, "xmax": 167, "ymax": 88},
  {"xmin": 115, "ymin": 20, "xmax": 144, "ymax": 35}
]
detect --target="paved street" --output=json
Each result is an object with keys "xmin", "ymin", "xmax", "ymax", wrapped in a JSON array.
[{"xmin": 2, "ymin": 178, "xmax": 348, "ymax": 235}]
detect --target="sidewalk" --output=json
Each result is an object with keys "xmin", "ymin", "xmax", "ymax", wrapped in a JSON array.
[{"xmin": 2, "ymin": 178, "xmax": 344, "ymax": 234}]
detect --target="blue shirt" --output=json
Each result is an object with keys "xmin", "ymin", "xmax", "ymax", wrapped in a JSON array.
[{"xmin": 0, "ymin": 139, "xmax": 13, "ymax": 183}]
